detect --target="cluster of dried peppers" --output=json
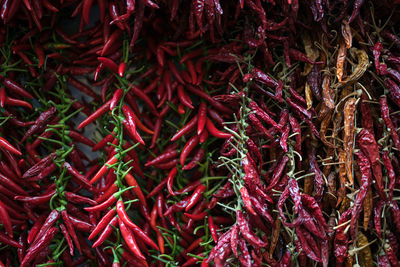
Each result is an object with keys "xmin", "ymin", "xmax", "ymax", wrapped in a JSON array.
[{"xmin": 0, "ymin": 0, "xmax": 399, "ymax": 266}]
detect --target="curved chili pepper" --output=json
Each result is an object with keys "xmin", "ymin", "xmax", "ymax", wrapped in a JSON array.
[
  {"xmin": 125, "ymin": 107, "xmax": 154, "ymax": 135},
  {"xmin": 68, "ymin": 130, "xmax": 96, "ymax": 147},
  {"xmin": 82, "ymin": 0, "xmax": 94, "ymax": 24},
  {"xmin": 249, "ymin": 100, "xmax": 280, "ymax": 130},
  {"xmin": 64, "ymin": 191, "xmax": 96, "ymax": 206},
  {"xmin": 68, "ymin": 215, "xmax": 94, "ymax": 233},
  {"xmin": 63, "ymin": 162, "xmax": 92, "ymax": 189},
  {"xmin": 185, "ymin": 184, "xmax": 206, "ymax": 212},
  {"xmin": 206, "ymin": 118, "xmax": 230, "ymax": 138},
  {"xmin": 98, "ymin": 56, "xmax": 118, "ymax": 73},
  {"xmin": 0, "ymin": 230, "xmax": 22, "ymax": 249},
  {"xmin": 177, "ymin": 85, "xmax": 194, "ymax": 109},
  {"xmin": 357, "ymin": 129, "xmax": 385, "ymax": 199},
  {"xmin": 27, "ymin": 215, "xmax": 46, "ymax": 244},
  {"xmin": 180, "ymin": 135, "xmax": 199, "ymax": 166},
  {"xmin": 124, "ymin": 173, "xmax": 147, "ymax": 207},
  {"xmin": 182, "ymin": 147, "xmax": 205, "ymax": 170},
  {"xmin": 236, "ymin": 210, "xmax": 266, "ymax": 247},
  {"xmin": 116, "ymin": 200, "xmax": 159, "ymax": 251},
  {"xmin": 122, "ymin": 105, "xmax": 145, "ymax": 145},
  {"xmin": 118, "ymin": 217, "xmax": 146, "ymax": 261},
  {"xmin": 21, "ymin": 106, "xmax": 57, "ymax": 142},
  {"xmin": 14, "ymin": 189, "xmax": 55, "ymax": 205},
  {"xmin": 248, "ymin": 113, "xmax": 273, "ymax": 139},
  {"xmin": 67, "ymin": 77, "xmax": 100, "ymax": 100},
  {"xmin": 92, "ymin": 216, "xmax": 118, "ymax": 248},
  {"xmin": 167, "ymin": 166, "xmax": 178, "ymax": 196}
]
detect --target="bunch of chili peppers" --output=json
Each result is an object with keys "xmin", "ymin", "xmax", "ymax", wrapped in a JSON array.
[{"xmin": 0, "ymin": 0, "xmax": 400, "ymax": 266}]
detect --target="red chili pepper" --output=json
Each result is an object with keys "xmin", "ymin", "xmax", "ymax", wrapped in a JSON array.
[
  {"xmin": 21, "ymin": 227, "xmax": 58, "ymax": 267},
  {"xmin": 180, "ymin": 135, "xmax": 200, "ymax": 166},
  {"xmin": 357, "ymin": 128, "xmax": 386, "ymax": 199},
  {"xmin": 60, "ymin": 223, "xmax": 74, "ymax": 256},
  {"xmin": 118, "ymin": 62, "xmax": 127, "ymax": 77},
  {"xmin": 31, "ymin": 209, "xmax": 59, "ymax": 247},
  {"xmin": 67, "ymin": 77, "xmax": 100, "ymax": 101},
  {"xmin": 167, "ymin": 166, "xmax": 178, "ymax": 196},
  {"xmin": 124, "ymin": 173, "xmax": 147, "ymax": 207},
  {"xmin": 84, "ymin": 187, "xmax": 131, "ymax": 212},
  {"xmin": 89, "ymin": 155, "xmax": 118, "ymax": 184},
  {"xmin": 26, "ymin": 215, "xmax": 45, "ymax": 244},
  {"xmin": 122, "ymin": 105, "xmax": 145, "ymax": 145},
  {"xmin": 380, "ymin": 96, "xmax": 400, "ymax": 151},
  {"xmin": 3, "ymin": 78, "xmax": 33, "ymax": 99},
  {"xmin": 145, "ymin": 149, "xmax": 178, "ymax": 167},
  {"xmin": 197, "ymin": 102, "xmax": 207, "ymax": 135},
  {"xmin": 88, "ymin": 208, "xmax": 116, "ymax": 240},
  {"xmin": 110, "ymin": 89, "xmax": 123, "ymax": 111},
  {"xmin": 68, "ymin": 215, "xmax": 94, "ymax": 233},
  {"xmin": 172, "ymin": 116, "xmax": 199, "ymax": 141},
  {"xmin": 78, "ymin": 100, "xmax": 111, "ymax": 129},
  {"xmin": 92, "ymin": 216, "xmax": 118, "ymax": 248},
  {"xmin": 248, "ymin": 113, "xmax": 273, "ymax": 139},
  {"xmin": 68, "ymin": 130, "xmax": 96, "ymax": 147},
  {"xmin": 206, "ymin": 118, "xmax": 230, "ymax": 138},
  {"xmin": 177, "ymin": 85, "xmax": 194, "ymax": 109},
  {"xmin": 239, "ymin": 187, "xmax": 257, "ymax": 216},
  {"xmin": 98, "ymin": 56, "xmax": 118, "ymax": 73},
  {"xmin": 182, "ymin": 147, "xmax": 205, "ymax": 170},
  {"xmin": 186, "ymin": 85, "xmax": 232, "ymax": 114},
  {"xmin": 14, "ymin": 189, "xmax": 55, "ymax": 206},
  {"xmin": 185, "ymin": 184, "xmax": 206, "ymax": 212},
  {"xmin": 236, "ymin": 210, "xmax": 266, "ymax": 247},
  {"xmin": 118, "ymin": 217, "xmax": 146, "ymax": 261},
  {"xmin": 184, "ymin": 211, "xmax": 207, "ymax": 221},
  {"xmin": 0, "ymin": 200, "xmax": 12, "ymax": 237},
  {"xmin": 0, "ymin": 136, "xmax": 21, "ymax": 156},
  {"xmin": 116, "ymin": 200, "xmax": 159, "ymax": 251}
]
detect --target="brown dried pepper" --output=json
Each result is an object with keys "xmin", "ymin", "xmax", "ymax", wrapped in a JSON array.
[
  {"xmin": 356, "ymin": 232, "xmax": 373, "ymax": 267},
  {"xmin": 336, "ymin": 41, "xmax": 347, "ymax": 83},
  {"xmin": 363, "ymin": 188, "xmax": 372, "ymax": 231},
  {"xmin": 343, "ymin": 98, "xmax": 357, "ymax": 185},
  {"xmin": 322, "ymin": 75, "xmax": 335, "ymax": 110},
  {"xmin": 340, "ymin": 48, "xmax": 369, "ymax": 86}
]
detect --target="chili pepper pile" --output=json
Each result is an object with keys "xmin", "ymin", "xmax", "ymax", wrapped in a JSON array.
[{"xmin": 1, "ymin": 0, "xmax": 400, "ymax": 266}]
